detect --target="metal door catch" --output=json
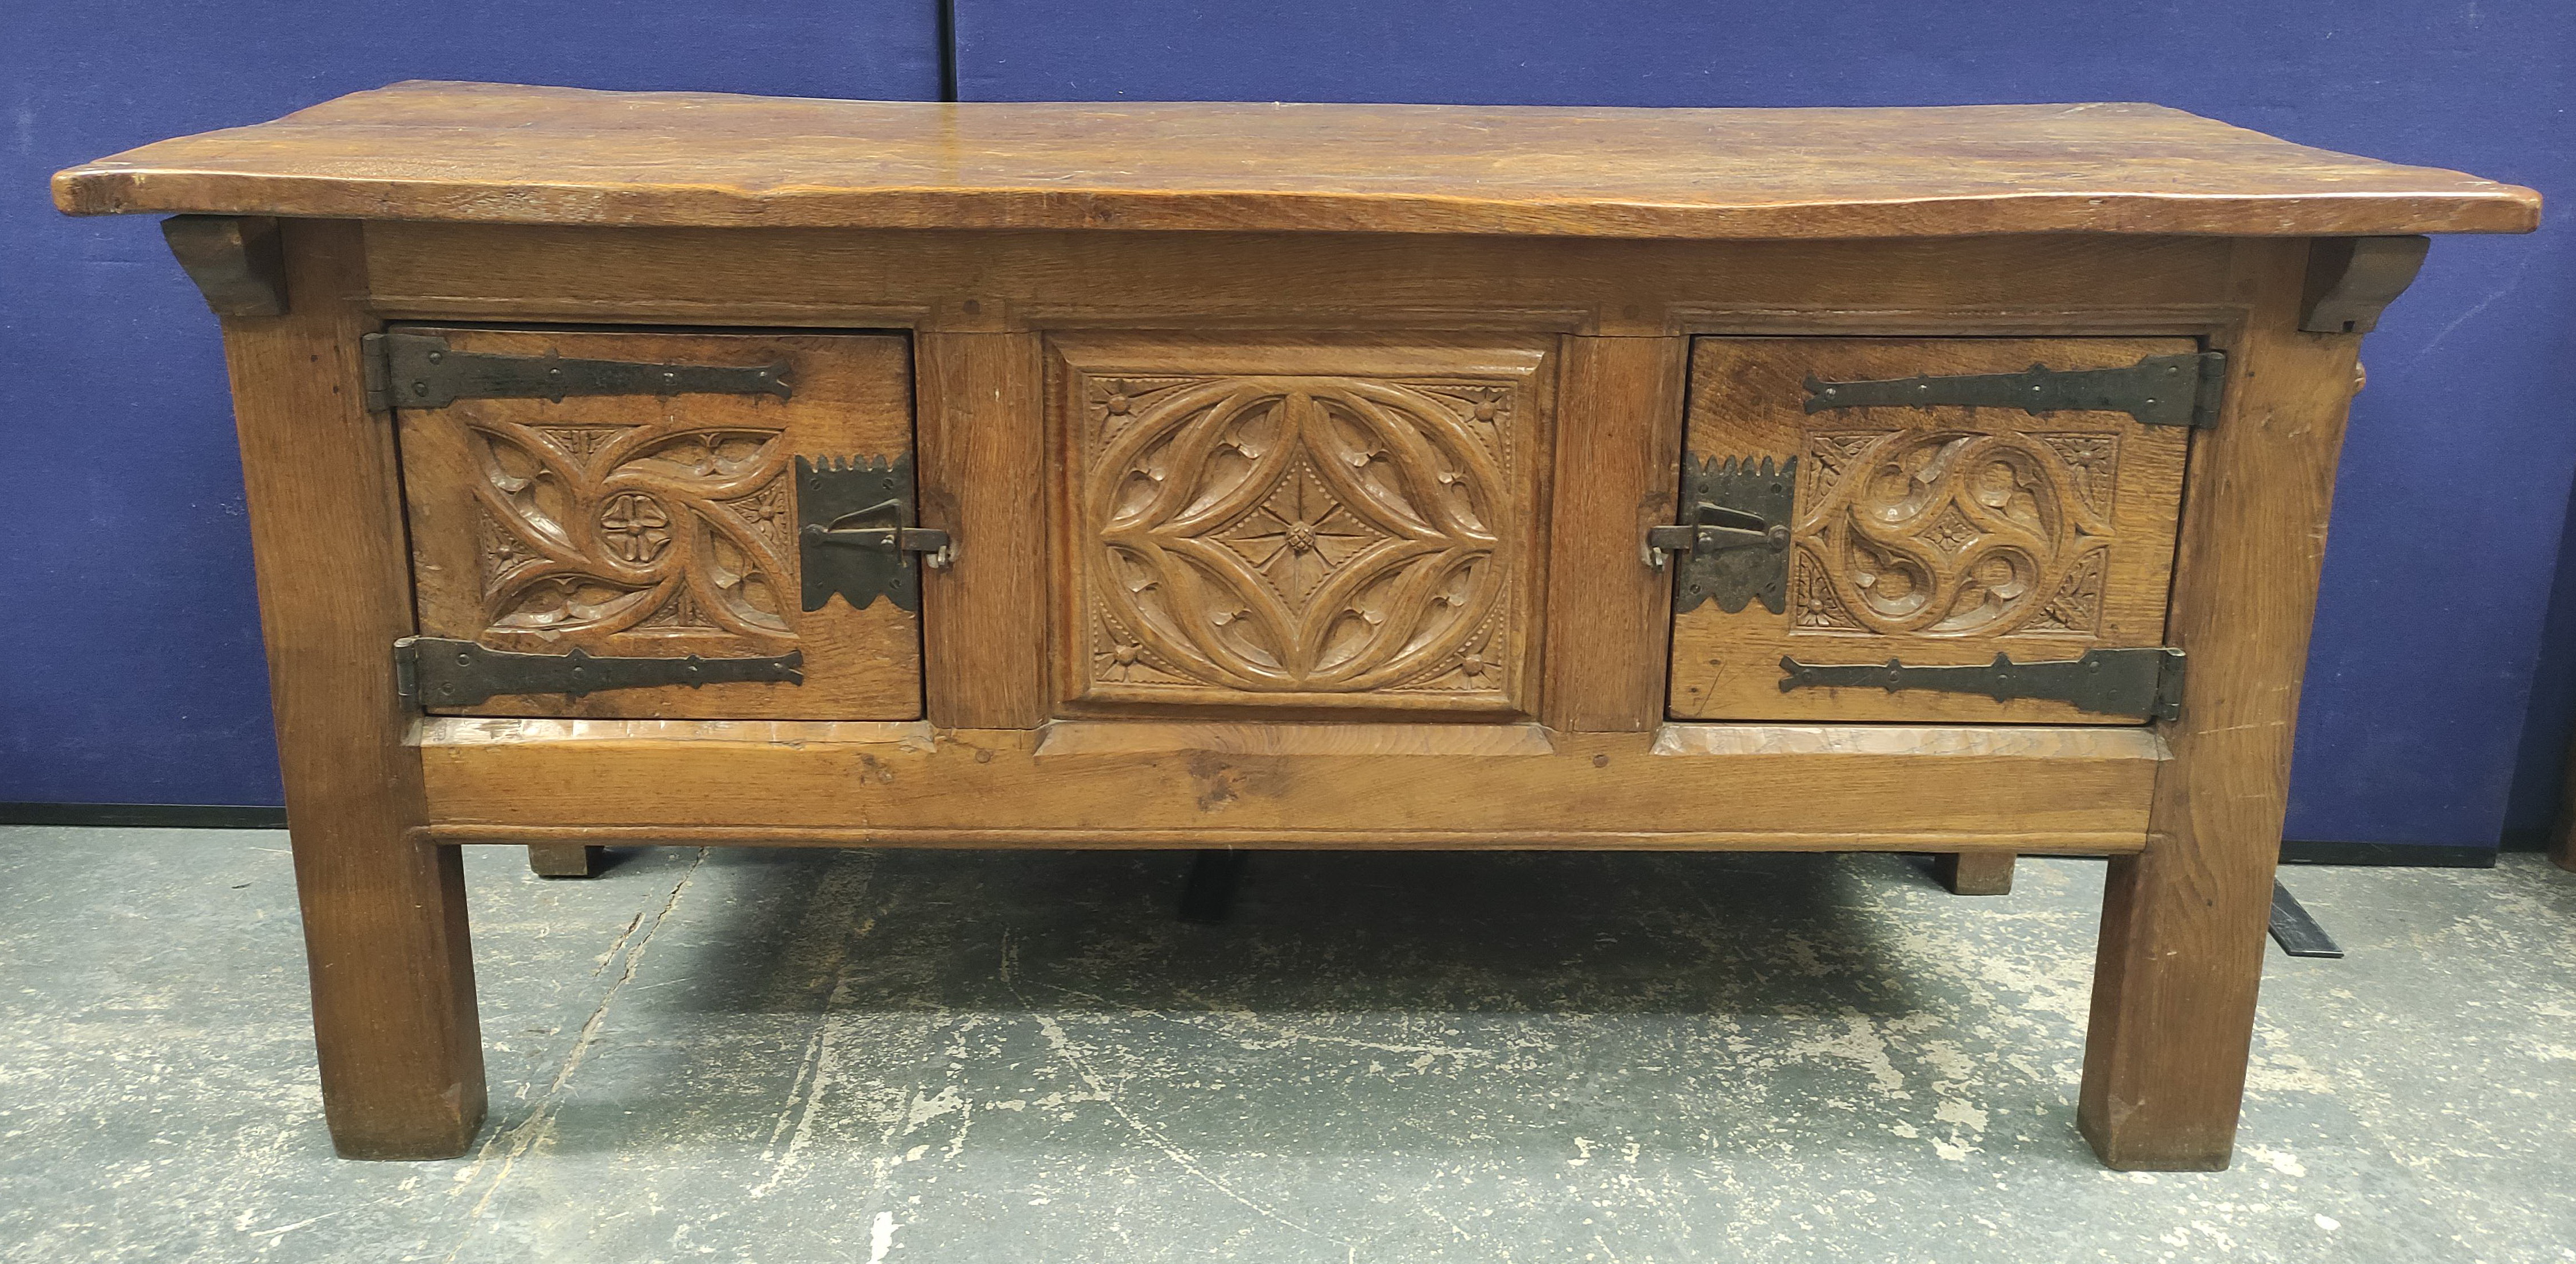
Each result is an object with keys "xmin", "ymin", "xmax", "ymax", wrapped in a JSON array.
[
  {"xmin": 1652, "ymin": 455, "xmax": 1796, "ymax": 615},
  {"xmin": 798, "ymin": 453, "xmax": 946, "ymax": 613}
]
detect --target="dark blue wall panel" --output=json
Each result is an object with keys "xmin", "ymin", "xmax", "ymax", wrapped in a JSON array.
[
  {"xmin": 2504, "ymin": 478, "xmax": 2576, "ymax": 841},
  {"xmin": 1, "ymin": 3, "xmax": 939, "ymax": 804},
  {"xmin": 960, "ymin": 0, "xmax": 2575, "ymax": 852}
]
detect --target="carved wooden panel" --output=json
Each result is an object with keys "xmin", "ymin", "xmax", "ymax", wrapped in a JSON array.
[
  {"xmin": 401, "ymin": 328, "xmax": 920, "ymax": 718},
  {"xmin": 1051, "ymin": 334, "xmax": 1553, "ymax": 715},
  {"xmin": 1670, "ymin": 337, "xmax": 2191, "ymax": 724}
]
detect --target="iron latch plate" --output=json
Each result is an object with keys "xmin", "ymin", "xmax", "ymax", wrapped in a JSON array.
[
  {"xmin": 394, "ymin": 637, "xmax": 803, "ymax": 708},
  {"xmin": 1658, "ymin": 455, "xmax": 1796, "ymax": 616},
  {"xmin": 1804, "ymin": 351, "xmax": 2226, "ymax": 429},
  {"xmin": 798, "ymin": 453, "xmax": 945, "ymax": 613},
  {"xmin": 365, "ymin": 330, "xmax": 794, "ymax": 411},
  {"xmin": 1776, "ymin": 647, "xmax": 2185, "ymax": 721}
]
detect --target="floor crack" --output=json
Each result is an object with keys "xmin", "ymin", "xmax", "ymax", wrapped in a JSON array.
[{"xmin": 439, "ymin": 848, "xmax": 709, "ymax": 1260}]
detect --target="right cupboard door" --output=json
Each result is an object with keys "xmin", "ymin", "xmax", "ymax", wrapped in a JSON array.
[{"xmin": 1667, "ymin": 337, "xmax": 2199, "ymax": 724}]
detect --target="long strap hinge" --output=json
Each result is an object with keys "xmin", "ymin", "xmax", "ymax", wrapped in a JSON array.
[
  {"xmin": 1804, "ymin": 351, "xmax": 2227, "ymax": 430},
  {"xmin": 1777, "ymin": 646, "xmax": 2186, "ymax": 721},
  {"xmin": 362, "ymin": 330, "xmax": 794, "ymax": 412},
  {"xmin": 393, "ymin": 637, "xmax": 804, "ymax": 709}
]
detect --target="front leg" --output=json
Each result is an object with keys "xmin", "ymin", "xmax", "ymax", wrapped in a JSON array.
[
  {"xmin": 211, "ymin": 217, "xmax": 487, "ymax": 1157},
  {"xmin": 2077, "ymin": 241, "xmax": 2361, "ymax": 1168},
  {"xmin": 292, "ymin": 832, "xmax": 486, "ymax": 1157}
]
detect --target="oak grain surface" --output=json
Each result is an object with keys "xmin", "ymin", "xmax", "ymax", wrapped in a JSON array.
[
  {"xmin": 362, "ymin": 225, "xmax": 2251, "ymax": 337},
  {"xmin": 917, "ymin": 332, "xmax": 1048, "ymax": 728},
  {"xmin": 224, "ymin": 221, "xmax": 485, "ymax": 1158},
  {"xmin": 2078, "ymin": 240, "xmax": 2355, "ymax": 1169},
  {"xmin": 1048, "ymin": 333, "xmax": 1554, "ymax": 718},
  {"xmin": 1670, "ymin": 336, "xmax": 2192, "ymax": 725},
  {"xmin": 399, "ymin": 328, "xmax": 922, "ymax": 720},
  {"xmin": 410, "ymin": 720, "xmax": 2161, "ymax": 851},
  {"xmin": 1544, "ymin": 335, "xmax": 1686, "ymax": 730},
  {"xmin": 55, "ymin": 82, "xmax": 2540, "ymax": 238},
  {"xmin": 1935, "ymin": 850, "xmax": 2018, "ymax": 895}
]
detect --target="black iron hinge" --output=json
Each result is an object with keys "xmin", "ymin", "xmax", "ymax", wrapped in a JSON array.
[
  {"xmin": 798, "ymin": 453, "xmax": 950, "ymax": 614},
  {"xmin": 393, "ymin": 637, "xmax": 803, "ymax": 709},
  {"xmin": 1804, "ymin": 351, "xmax": 2227, "ymax": 430},
  {"xmin": 362, "ymin": 329, "xmax": 794, "ymax": 412},
  {"xmin": 1777, "ymin": 647, "xmax": 2186, "ymax": 721},
  {"xmin": 1649, "ymin": 455, "xmax": 1796, "ymax": 615}
]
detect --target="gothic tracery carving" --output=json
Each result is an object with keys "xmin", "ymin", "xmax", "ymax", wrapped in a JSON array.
[
  {"xmin": 1792, "ymin": 428, "xmax": 2119, "ymax": 638},
  {"xmin": 1074, "ymin": 373, "xmax": 1525, "ymax": 701},
  {"xmin": 470, "ymin": 424, "xmax": 795, "ymax": 642}
]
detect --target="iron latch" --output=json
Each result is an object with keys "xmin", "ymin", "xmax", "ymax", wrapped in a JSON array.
[
  {"xmin": 363, "ymin": 329, "xmax": 794, "ymax": 411},
  {"xmin": 1804, "ymin": 351, "xmax": 2226, "ymax": 429},
  {"xmin": 1777, "ymin": 647, "xmax": 2186, "ymax": 721},
  {"xmin": 798, "ymin": 453, "xmax": 947, "ymax": 614},
  {"xmin": 394, "ymin": 637, "xmax": 803, "ymax": 708},
  {"xmin": 1652, "ymin": 455, "xmax": 1796, "ymax": 615}
]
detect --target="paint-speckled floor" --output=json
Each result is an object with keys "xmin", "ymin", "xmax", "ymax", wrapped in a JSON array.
[{"xmin": 2, "ymin": 829, "xmax": 2571, "ymax": 1262}]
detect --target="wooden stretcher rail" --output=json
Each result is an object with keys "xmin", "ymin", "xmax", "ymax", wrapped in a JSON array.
[{"xmin": 410, "ymin": 718, "xmax": 2163, "ymax": 852}]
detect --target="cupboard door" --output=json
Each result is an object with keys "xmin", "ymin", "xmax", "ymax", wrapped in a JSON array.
[
  {"xmin": 398, "ymin": 326, "xmax": 922, "ymax": 718},
  {"xmin": 1049, "ymin": 333, "xmax": 1555, "ymax": 717},
  {"xmin": 1668, "ymin": 337, "xmax": 2194, "ymax": 724}
]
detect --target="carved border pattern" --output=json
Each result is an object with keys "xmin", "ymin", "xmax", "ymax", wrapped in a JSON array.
[
  {"xmin": 1078, "ymin": 373, "xmax": 1520, "ymax": 699},
  {"xmin": 1790, "ymin": 427, "xmax": 2121, "ymax": 638},
  {"xmin": 467, "ymin": 423, "xmax": 799, "ymax": 647}
]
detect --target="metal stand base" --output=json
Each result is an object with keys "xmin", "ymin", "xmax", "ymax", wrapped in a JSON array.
[{"xmin": 2267, "ymin": 880, "xmax": 2344, "ymax": 958}]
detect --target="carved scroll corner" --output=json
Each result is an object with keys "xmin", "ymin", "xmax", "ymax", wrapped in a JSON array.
[
  {"xmin": 159, "ymin": 214, "xmax": 287, "ymax": 317},
  {"xmin": 2299, "ymin": 236, "xmax": 2430, "ymax": 336}
]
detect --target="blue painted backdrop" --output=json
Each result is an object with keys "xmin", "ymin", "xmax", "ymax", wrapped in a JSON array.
[
  {"xmin": 6, "ymin": 1, "xmax": 2570, "ymax": 857},
  {"xmin": 0, "ymin": 3, "xmax": 940, "ymax": 806}
]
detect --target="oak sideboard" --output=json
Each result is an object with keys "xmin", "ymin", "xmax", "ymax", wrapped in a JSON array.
[{"xmin": 55, "ymin": 81, "xmax": 2539, "ymax": 1168}]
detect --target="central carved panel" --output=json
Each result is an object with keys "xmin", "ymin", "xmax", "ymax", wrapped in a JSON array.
[{"xmin": 1057, "ymin": 338, "xmax": 1549, "ymax": 714}]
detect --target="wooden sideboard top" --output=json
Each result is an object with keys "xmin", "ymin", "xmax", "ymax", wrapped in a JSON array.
[{"xmin": 55, "ymin": 80, "xmax": 2538, "ymax": 239}]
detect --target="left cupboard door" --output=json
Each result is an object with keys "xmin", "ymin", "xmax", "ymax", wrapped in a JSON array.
[{"xmin": 395, "ymin": 327, "xmax": 923, "ymax": 719}]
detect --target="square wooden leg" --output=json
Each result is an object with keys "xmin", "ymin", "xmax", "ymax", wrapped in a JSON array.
[
  {"xmin": 224, "ymin": 218, "xmax": 487, "ymax": 1158},
  {"xmin": 528, "ymin": 844, "xmax": 604, "ymax": 877},
  {"xmin": 2078, "ymin": 848, "xmax": 2273, "ymax": 1169},
  {"xmin": 2077, "ymin": 242, "xmax": 2354, "ymax": 1170},
  {"xmin": 1933, "ymin": 851, "xmax": 2016, "ymax": 895},
  {"xmin": 1178, "ymin": 849, "xmax": 1247, "ymax": 922},
  {"xmin": 291, "ymin": 835, "xmax": 487, "ymax": 1158}
]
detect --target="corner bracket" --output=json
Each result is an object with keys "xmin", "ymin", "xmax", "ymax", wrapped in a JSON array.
[
  {"xmin": 2301, "ymin": 236, "xmax": 2430, "ymax": 334},
  {"xmin": 160, "ymin": 215, "xmax": 286, "ymax": 316}
]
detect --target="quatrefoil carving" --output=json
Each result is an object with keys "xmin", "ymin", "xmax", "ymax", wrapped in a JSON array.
[{"xmin": 1080, "ymin": 374, "xmax": 1521, "ymax": 698}]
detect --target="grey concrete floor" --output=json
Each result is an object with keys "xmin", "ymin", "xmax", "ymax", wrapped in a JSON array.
[{"xmin": 2, "ymin": 829, "xmax": 2572, "ymax": 1263}]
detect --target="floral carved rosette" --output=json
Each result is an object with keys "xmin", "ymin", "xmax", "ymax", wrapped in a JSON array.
[{"xmin": 465, "ymin": 422, "xmax": 798, "ymax": 647}]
